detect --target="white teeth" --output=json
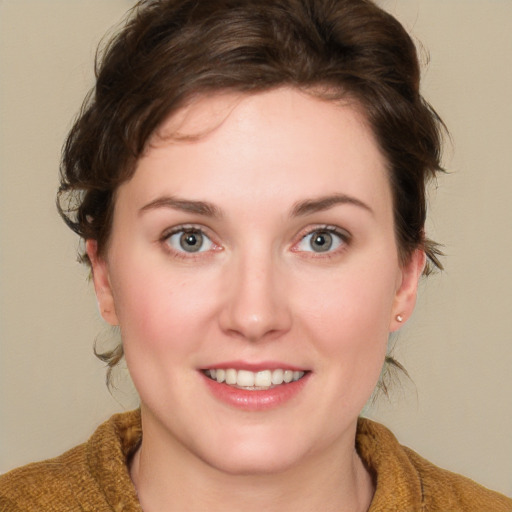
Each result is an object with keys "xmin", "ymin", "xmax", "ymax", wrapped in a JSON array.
[
  {"xmin": 205, "ymin": 368, "xmax": 306, "ymax": 389},
  {"xmin": 237, "ymin": 370, "xmax": 255, "ymax": 387},
  {"xmin": 271, "ymin": 369, "xmax": 284, "ymax": 385},
  {"xmin": 225, "ymin": 368, "xmax": 237, "ymax": 385},
  {"xmin": 254, "ymin": 370, "xmax": 272, "ymax": 387}
]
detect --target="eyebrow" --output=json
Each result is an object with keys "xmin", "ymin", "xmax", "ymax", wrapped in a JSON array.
[
  {"xmin": 291, "ymin": 194, "xmax": 373, "ymax": 217},
  {"xmin": 139, "ymin": 196, "xmax": 222, "ymax": 218},
  {"xmin": 139, "ymin": 193, "xmax": 372, "ymax": 219}
]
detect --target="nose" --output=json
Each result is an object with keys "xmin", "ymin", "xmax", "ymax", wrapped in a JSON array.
[{"xmin": 218, "ymin": 251, "xmax": 292, "ymax": 342}]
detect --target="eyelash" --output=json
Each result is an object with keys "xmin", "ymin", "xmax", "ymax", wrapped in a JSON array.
[
  {"xmin": 159, "ymin": 224, "xmax": 351, "ymax": 260},
  {"xmin": 292, "ymin": 225, "xmax": 351, "ymax": 258},
  {"xmin": 160, "ymin": 224, "xmax": 220, "ymax": 260}
]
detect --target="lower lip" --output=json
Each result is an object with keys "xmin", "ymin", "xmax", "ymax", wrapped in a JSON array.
[{"xmin": 201, "ymin": 372, "xmax": 310, "ymax": 411}]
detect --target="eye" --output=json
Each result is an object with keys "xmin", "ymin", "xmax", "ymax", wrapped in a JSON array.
[
  {"xmin": 165, "ymin": 228, "xmax": 215, "ymax": 253},
  {"xmin": 295, "ymin": 228, "xmax": 348, "ymax": 253}
]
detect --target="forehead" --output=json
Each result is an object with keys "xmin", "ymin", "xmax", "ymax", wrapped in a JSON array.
[
  {"xmin": 152, "ymin": 88, "xmax": 377, "ymax": 152},
  {"xmin": 126, "ymin": 87, "xmax": 391, "ymax": 217}
]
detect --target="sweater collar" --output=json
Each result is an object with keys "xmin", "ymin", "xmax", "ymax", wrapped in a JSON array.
[
  {"xmin": 85, "ymin": 410, "xmax": 423, "ymax": 511},
  {"xmin": 87, "ymin": 409, "xmax": 143, "ymax": 512},
  {"xmin": 356, "ymin": 417, "xmax": 424, "ymax": 511}
]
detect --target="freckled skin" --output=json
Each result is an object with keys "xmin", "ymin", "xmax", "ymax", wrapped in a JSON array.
[{"xmin": 88, "ymin": 88, "xmax": 423, "ymax": 500}]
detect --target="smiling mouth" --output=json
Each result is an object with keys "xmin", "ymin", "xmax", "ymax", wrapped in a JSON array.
[{"xmin": 202, "ymin": 368, "xmax": 307, "ymax": 390}]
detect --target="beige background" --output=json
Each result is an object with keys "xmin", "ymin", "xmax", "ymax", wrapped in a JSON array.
[{"xmin": 1, "ymin": 0, "xmax": 511, "ymax": 496}]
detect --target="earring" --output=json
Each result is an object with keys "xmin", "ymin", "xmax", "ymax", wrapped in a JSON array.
[{"xmin": 396, "ymin": 314, "xmax": 404, "ymax": 323}]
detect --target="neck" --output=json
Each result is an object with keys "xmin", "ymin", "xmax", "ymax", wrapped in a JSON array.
[{"xmin": 130, "ymin": 411, "xmax": 374, "ymax": 512}]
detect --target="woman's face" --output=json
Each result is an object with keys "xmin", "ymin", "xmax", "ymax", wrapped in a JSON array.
[{"xmin": 89, "ymin": 88, "xmax": 423, "ymax": 474}]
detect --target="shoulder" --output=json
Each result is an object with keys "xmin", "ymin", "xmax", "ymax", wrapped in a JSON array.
[
  {"xmin": 0, "ymin": 410, "xmax": 142, "ymax": 512},
  {"xmin": 0, "ymin": 443, "xmax": 90, "ymax": 511},
  {"xmin": 357, "ymin": 418, "xmax": 512, "ymax": 512},
  {"xmin": 402, "ymin": 445, "xmax": 512, "ymax": 511}
]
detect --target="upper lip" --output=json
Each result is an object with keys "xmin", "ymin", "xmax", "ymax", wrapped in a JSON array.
[{"xmin": 200, "ymin": 360, "xmax": 309, "ymax": 372}]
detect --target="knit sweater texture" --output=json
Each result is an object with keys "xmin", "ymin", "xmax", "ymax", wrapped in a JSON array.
[{"xmin": 1, "ymin": 410, "xmax": 510, "ymax": 511}]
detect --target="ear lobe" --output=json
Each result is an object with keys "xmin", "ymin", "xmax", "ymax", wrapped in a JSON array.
[
  {"xmin": 86, "ymin": 239, "xmax": 119, "ymax": 326},
  {"xmin": 390, "ymin": 249, "xmax": 426, "ymax": 332}
]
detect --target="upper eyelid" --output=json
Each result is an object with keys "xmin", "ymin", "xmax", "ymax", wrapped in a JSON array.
[
  {"xmin": 295, "ymin": 224, "xmax": 351, "ymax": 241},
  {"xmin": 161, "ymin": 224, "xmax": 213, "ymax": 239},
  {"xmin": 160, "ymin": 224, "xmax": 351, "ymax": 238}
]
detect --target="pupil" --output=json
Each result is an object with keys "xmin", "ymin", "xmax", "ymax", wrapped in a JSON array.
[
  {"xmin": 312, "ymin": 232, "xmax": 332, "ymax": 252},
  {"xmin": 180, "ymin": 232, "xmax": 202, "ymax": 252}
]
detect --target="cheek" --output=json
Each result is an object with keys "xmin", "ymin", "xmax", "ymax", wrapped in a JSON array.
[
  {"xmin": 293, "ymin": 257, "xmax": 398, "ymax": 363},
  {"xmin": 283, "ymin": 260, "xmax": 398, "ymax": 423},
  {"xmin": 298, "ymin": 261, "xmax": 397, "ymax": 330},
  {"xmin": 110, "ymin": 260, "xmax": 218, "ymax": 358}
]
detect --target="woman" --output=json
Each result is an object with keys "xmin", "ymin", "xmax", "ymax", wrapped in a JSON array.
[{"xmin": 1, "ymin": 0, "xmax": 510, "ymax": 510}]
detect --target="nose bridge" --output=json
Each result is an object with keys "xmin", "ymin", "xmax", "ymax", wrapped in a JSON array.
[{"xmin": 219, "ymin": 244, "xmax": 291, "ymax": 341}]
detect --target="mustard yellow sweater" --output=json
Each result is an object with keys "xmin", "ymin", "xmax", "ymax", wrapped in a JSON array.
[{"xmin": 1, "ymin": 410, "xmax": 510, "ymax": 511}]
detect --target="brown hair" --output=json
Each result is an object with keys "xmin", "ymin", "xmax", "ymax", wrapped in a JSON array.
[{"xmin": 57, "ymin": 0, "xmax": 444, "ymax": 382}]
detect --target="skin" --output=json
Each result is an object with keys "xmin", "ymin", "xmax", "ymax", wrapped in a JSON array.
[{"xmin": 87, "ymin": 87, "xmax": 425, "ymax": 512}]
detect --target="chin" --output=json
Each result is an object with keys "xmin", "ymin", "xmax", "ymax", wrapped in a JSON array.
[
  {"xmin": 197, "ymin": 425, "xmax": 318, "ymax": 476},
  {"xmin": 205, "ymin": 444, "xmax": 303, "ymax": 476}
]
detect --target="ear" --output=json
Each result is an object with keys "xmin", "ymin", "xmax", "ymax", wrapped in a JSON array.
[
  {"xmin": 86, "ymin": 239, "xmax": 119, "ymax": 326},
  {"xmin": 390, "ymin": 249, "xmax": 426, "ymax": 332}
]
